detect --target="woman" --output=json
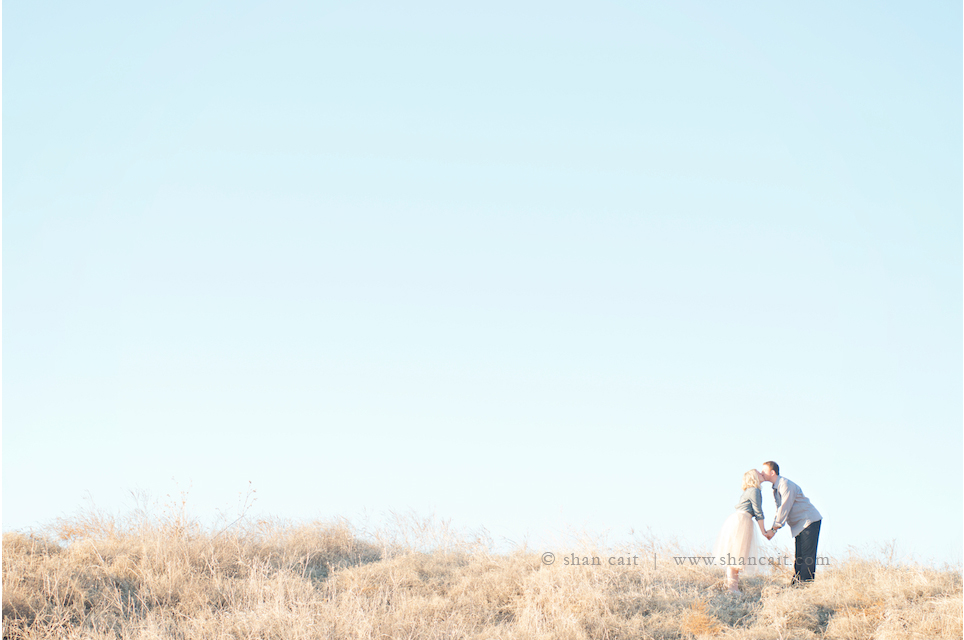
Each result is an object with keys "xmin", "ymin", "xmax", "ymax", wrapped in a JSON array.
[{"xmin": 713, "ymin": 469, "xmax": 767, "ymax": 593}]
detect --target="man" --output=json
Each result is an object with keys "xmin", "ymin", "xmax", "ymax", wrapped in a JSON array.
[{"xmin": 761, "ymin": 461, "xmax": 822, "ymax": 584}]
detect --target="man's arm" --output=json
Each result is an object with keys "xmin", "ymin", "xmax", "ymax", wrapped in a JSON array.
[{"xmin": 770, "ymin": 480, "xmax": 797, "ymax": 533}]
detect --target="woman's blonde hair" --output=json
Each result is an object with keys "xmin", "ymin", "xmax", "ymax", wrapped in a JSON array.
[{"xmin": 742, "ymin": 469, "xmax": 761, "ymax": 491}]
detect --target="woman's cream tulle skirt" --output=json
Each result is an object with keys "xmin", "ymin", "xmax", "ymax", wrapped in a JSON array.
[{"xmin": 713, "ymin": 511, "xmax": 762, "ymax": 574}]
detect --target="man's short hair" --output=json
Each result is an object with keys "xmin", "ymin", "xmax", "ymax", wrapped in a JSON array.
[{"xmin": 763, "ymin": 461, "xmax": 780, "ymax": 476}]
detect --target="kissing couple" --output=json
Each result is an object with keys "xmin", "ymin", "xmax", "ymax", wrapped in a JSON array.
[{"xmin": 713, "ymin": 461, "xmax": 823, "ymax": 593}]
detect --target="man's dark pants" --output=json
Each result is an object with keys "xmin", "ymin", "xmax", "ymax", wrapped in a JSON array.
[{"xmin": 792, "ymin": 520, "xmax": 822, "ymax": 584}]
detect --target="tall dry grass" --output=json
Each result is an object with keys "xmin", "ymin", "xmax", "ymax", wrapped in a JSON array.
[{"xmin": 2, "ymin": 506, "xmax": 960, "ymax": 639}]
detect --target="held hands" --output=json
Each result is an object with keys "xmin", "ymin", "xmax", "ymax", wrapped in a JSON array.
[{"xmin": 763, "ymin": 529, "xmax": 776, "ymax": 541}]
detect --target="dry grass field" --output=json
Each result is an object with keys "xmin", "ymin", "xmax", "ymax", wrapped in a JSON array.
[{"xmin": 3, "ymin": 505, "xmax": 961, "ymax": 640}]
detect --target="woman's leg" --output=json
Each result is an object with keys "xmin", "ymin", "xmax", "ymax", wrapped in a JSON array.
[{"xmin": 726, "ymin": 567, "xmax": 740, "ymax": 593}]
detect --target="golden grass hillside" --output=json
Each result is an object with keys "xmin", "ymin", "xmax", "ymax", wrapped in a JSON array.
[{"xmin": 2, "ymin": 508, "xmax": 961, "ymax": 640}]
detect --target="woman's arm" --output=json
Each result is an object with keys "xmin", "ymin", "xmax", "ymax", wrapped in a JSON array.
[
  {"xmin": 750, "ymin": 488, "xmax": 765, "ymax": 521},
  {"xmin": 752, "ymin": 488, "xmax": 769, "ymax": 537}
]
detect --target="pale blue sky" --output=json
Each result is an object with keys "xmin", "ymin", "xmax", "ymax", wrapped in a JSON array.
[{"xmin": 5, "ymin": 1, "xmax": 962, "ymax": 564}]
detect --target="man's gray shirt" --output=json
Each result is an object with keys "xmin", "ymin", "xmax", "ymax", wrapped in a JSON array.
[{"xmin": 771, "ymin": 476, "xmax": 822, "ymax": 538}]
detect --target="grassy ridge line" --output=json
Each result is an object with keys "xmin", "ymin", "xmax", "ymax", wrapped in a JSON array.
[{"xmin": 2, "ymin": 511, "xmax": 961, "ymax": 640}]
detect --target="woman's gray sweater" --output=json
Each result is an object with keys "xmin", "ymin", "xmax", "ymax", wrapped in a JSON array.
[{"xmin": 736, "ymin": 487, "xmax": 764, "ymax": 521}]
